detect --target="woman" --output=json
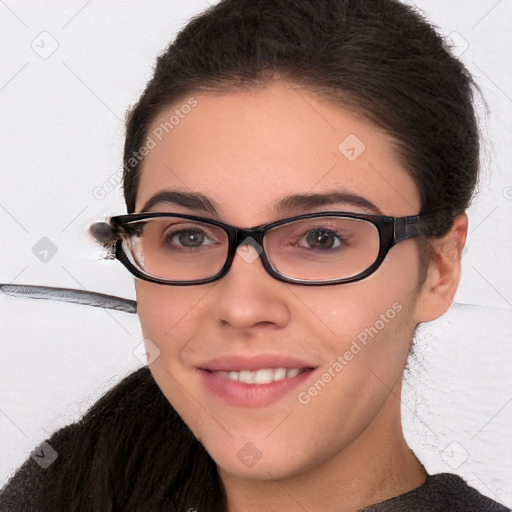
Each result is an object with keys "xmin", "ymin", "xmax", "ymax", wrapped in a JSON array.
[{"xmin": 1, "ymin": 0, "xmax": 508, "ymax": 510}]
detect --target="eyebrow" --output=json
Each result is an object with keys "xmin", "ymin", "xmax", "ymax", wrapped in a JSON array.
[
  {"xmin": 140, "ymin": 190, "xmax": 218, "ymax": 215},
  {"xmin": 139, "ymin": 189, "xmax": 383, "ymax": 216},
  {"xmin": 276, "ymin": 191, "xmax": 382, "ymax": 216}
]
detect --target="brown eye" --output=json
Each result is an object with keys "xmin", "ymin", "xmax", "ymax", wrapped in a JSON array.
[
  {"xmin": 304, "ymin": 229, "xmax": 343, "ymax": 250},
  {"xmin": 166, "ymin": 229, "xmax": 207, "ymax": 248}
]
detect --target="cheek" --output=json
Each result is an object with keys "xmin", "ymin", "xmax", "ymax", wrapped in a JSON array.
[
  {"xmin": 291, "ymin": 285, "xmax": 414, "ymax": 392},
  {"xmin": 293, "ymin": 242, "xmax": 421, "ymax": 372},
  {"xmin": 135, "ymin": 280, "xmax": 213, "ymax": 433},
  {"xmin": 135, "ymin": 281, "xmax": 210, "ymax": 361}
]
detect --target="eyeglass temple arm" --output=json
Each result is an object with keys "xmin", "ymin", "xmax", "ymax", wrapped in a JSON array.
[
  {"xmin": 393, "ymin": 215, "xmax": 430, "ymax": 244},
  {"xmin": 0, "ymin": 284, "xmax": 137, "ymax": 314}
]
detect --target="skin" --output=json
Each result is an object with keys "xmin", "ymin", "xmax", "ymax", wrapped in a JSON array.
[{"xmin": 133, "ymin": 80, "xmax": 468, "ymax": 512}]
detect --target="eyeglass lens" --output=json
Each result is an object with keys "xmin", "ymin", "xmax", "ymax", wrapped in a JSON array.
[{"xmin": 121, "ymin": 216, "xmax": 380, "ymax": 283}]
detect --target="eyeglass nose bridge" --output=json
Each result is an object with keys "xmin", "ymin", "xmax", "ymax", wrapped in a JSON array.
[
  {"xmin": 233, "ymin": 226, "xmax": 267, "ymax": 251},
  {"xmin": 230, "ymin": 228, "xmax": 269, "ymax": 268},
  {"xmin": 224, "ymin": 226, "xmax": 279, "ymax": 280}
]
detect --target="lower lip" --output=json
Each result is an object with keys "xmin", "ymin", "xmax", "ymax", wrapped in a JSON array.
[{"xmin": 198, "ymin": 368, "xmax": 315, "ymax": 408}]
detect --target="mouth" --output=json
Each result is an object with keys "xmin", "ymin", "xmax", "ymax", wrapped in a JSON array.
[{"xmin": 196, "ymin": 356, "xmax": 318, "ymax": 408}]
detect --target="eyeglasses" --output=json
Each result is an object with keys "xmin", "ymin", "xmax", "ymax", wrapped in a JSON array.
[{"xmin": 90, "ymin": 211, "xmax": 432, "ymax": 286}]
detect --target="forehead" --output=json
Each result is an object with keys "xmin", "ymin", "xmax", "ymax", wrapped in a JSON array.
[{"xmin": 135, "ymin": 80, "xmax": 420, "ymax": 221}]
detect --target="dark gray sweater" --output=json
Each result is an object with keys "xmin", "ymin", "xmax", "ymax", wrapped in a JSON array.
[{"xmin": 359, "ymin": 473, "xmax": 509, "ymax": 511}]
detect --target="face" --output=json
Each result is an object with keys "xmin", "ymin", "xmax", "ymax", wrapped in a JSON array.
[{"xmin": 133, "ymin": 80, "xmax": 424, "ymax": 481}]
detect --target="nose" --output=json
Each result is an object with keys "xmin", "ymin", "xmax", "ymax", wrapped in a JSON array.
[{"xmin": 211, "ymin": 244, "xmax": 291, "ymax": 331}]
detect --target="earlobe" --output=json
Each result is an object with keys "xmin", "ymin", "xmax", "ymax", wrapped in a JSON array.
[{"xmin": 414, "ymin": 213, "xmax": 468, "ymax": 324}]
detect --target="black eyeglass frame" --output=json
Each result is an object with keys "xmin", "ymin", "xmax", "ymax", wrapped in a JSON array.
[{"xmin": 104, "ymin": 211, "xmax": 432, "ymax": 286}]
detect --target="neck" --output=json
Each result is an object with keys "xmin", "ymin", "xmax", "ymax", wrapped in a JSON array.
[{"xmin": 219, "ymin": 379, "xmax": 427, "ymax": 512}]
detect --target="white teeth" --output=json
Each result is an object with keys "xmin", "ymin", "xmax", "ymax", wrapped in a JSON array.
[
  {"xmin": 273, "ymin": 367, "xmax": 287, "ymax": 381},
  {"xmin": 239, "ymin": 370, "xmax": 255, "ymax": 384},
  {"xmin": 215, "ymin": 367, "xmax": 307, "ymax": 384},
  {"xmin": 253, "ymin": 368, "xmax": 274, "ymax": 384}
]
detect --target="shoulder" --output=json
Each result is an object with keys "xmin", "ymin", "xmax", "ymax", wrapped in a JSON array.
[
  {"xmin": 0, "ymin": 421, "xmax": 81, "ymax": 510},
  {"xmin": 424, "ymin": 474, "xmax": 509, "ymax": 512},
  {"xmin": 0, "ymin": 367, "xmax": 171, "ymax": 510},
  {"xmin": 360, "ymin": 473, "xmax": 510, "ymax": 512}
]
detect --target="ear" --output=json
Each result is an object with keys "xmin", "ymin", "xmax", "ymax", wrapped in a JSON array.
[{"xmin": 414, "ymin": 213, "xmax": 468, "ymax": 323}]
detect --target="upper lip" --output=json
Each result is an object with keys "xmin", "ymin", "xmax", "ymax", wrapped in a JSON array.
[{"xmin": 197, "ymin": 355, "xmax": 318, "ymax": 372}]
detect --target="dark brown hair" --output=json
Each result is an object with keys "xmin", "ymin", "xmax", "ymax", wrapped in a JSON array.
[
  {"xmin": 122, "ymin": 0, "xmax": 482, "ymax": 240},
  {"xmin": 0, "ymin": 1, "xmax": 482, "ymax": 510}
]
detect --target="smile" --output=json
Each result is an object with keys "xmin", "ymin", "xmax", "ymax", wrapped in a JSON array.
[
  {"xmin": 198, "ymin": 364, "xmax": 316, "ymax": 407},
  {"xmin": 210, "ymin": 367, "xmax": 310, "ymax": 384}
]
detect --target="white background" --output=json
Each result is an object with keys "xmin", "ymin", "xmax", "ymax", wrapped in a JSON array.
[{"xmin": 1, "ymin": 0, "xmax": 511, "ymax": 506}]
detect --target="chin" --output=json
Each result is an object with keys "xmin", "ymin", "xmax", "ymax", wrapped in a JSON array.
[
  {"xmin": 215, "ymin": 452, "xmax": 304, "ymax": 481},
  {"xmin": 201, "ymin": 432, "xmax": 319, "ymax": 482}
]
